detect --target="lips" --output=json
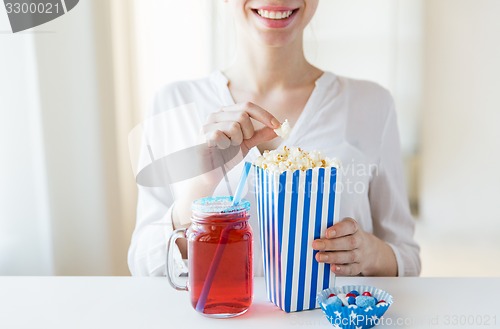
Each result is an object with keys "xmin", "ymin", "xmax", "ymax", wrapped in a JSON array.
[{"xmin": 251, "ymin": 7, "xmax": 299, "ymax": 28}]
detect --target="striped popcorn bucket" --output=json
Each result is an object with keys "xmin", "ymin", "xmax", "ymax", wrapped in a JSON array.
[{"xmin": 254, "ymin": 165, "xmax": 341, "ymax": 313}]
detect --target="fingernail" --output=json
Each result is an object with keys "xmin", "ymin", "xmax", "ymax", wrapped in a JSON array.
[
  {"xmin": 271, "ymin": 118, "xmax": 281, "ymax": 128},
  {"xmin": 319, "ymin": 254, "xmax": 328, "ymax": 262},
  {"xmin": 313, "ymin": 241, "xmax": 325, "ymax": 250},
  {"xmin": 335, "ymin": 266, "xmax": 341, "ymax": 272},
  {"xmin": 327, "ymin": 229, "xmax": 336, "ymax": 238}
]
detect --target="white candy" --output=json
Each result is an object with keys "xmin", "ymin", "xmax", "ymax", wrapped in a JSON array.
[
  {"xmin": 274, "ymin": 119, "xmax": 291, "ymax": 139},
  {"xmin": 337, "ymin": 293, "xmax": 350, "ymax": 307}
]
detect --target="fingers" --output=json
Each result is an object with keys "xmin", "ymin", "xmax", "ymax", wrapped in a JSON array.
[
  {"xmin": 204, "ymin": 102, "xmax": 280, "ymax": 149},
  {"xmin": 325, "ymin": 218, "xmax": 358, "ymax": 239},
  {"xmin": 224, "ymin": 102, "xmax": 280, "ymax": 129},
  {"xmin": 315, "ymin": 250, "xmax": 360, "ymax": 264},
  {"xmin": 315, "ymin": 251, "xmax": 362, "ymax": 276},
  {"xmin": 244, "ymin": 127, "xmax": 277, "ymax": 150},
  {"xmin": 312, "ymin": 218, "xmax": 365, "ymax": 276},
  {"xmin": 312, "ymin": 233, "xmax": 361, "ymax": 252},
  {"xmin": 206, "ymin": 110, "xmax": 255, "ymax": 140},
  {"xmin": 204, "ymin": 122, "xmax": 244, "ymax": 149},
  {"xmin": 331, "ymin": 263, "xmax": 362, "ymax": 276},
  {"xmin": 206, "ymin": 130, "xmax": 231, "ymax": 149}
]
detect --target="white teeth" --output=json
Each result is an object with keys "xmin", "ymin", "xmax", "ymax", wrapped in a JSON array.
[{"xmin": 256, "ymin": 9, "xmax": 293, "ymax": 20}]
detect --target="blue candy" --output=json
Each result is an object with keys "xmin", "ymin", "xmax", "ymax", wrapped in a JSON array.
[
  {"xmin": 355, "ymin": 295, "xmax": 376, "ymax": 308},
  {"xmin": 349, "ymin": 290, "xmax": 360, "ymax": 297},
  {"xmin": 348, "ymin": 296, "xmax": 356, "ymax": 305},
  {"xmin": 323, "ymin": 295, "xmax": 342, "ymax": 308}
]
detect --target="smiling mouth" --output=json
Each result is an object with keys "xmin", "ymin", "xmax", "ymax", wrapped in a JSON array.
[{"xmin": 253, "ymin": 9, "xmax": 298, "ymax": 20}]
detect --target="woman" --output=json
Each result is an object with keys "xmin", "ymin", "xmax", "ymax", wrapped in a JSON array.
[{"xmin": 128, "ymin": 0, "xmax": 421, "ymax": 277}]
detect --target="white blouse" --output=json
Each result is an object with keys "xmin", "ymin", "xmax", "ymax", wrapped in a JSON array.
[{"xmin": 128, "ymin": 71, "xmax": 421, "ymax": 277}]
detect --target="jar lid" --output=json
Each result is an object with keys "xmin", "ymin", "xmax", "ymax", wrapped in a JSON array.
[{"xmin": 191, "ymin": 196, "xmax": 250, "ymax": 214}]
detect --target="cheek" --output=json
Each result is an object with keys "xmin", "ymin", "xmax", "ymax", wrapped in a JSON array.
[
  {"xmin": 302, "ymin": 0, "xmax": 319, "ymax": 26},
  {"xmin": 228, "ymin": 1, "xmax": 246, "ymax": 21},
  {"xmin": 232, "ymin": 6, "xmax": 253, "ymax": 32}
]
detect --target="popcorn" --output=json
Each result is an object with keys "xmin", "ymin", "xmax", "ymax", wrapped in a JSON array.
[
  {"xmin": 274, "ymin": 119, "xmax": 291, "ymax": 139},
  {"xmin": 254, "ymin": 146, "xmax": 339, "ymax": 173}
]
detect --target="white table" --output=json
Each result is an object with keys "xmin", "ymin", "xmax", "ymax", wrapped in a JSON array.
[{"xmin": 0, "ymin": 277, "xmax": 498, "ymax": 329}]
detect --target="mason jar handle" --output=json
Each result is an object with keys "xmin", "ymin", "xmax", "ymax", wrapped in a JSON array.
[{"xmin": 166, "ymin": 228, "xmax": 188, "ymax": 291}]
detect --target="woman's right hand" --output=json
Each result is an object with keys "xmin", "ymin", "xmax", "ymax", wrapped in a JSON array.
[
  {"xmin": 172, "ymin": 102, "xmax": 281, "ymax": 231},
  {"xmin": 203, "ymin": 102, "xmax": 281, "ymax": 154}
]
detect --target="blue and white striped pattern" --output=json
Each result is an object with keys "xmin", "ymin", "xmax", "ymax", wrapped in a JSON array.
[{"xmin": 254, "ymin": 166, "xmax": 341, "ymax": 313}]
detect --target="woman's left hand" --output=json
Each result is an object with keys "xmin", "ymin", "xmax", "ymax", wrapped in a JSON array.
[{"xmin": 312, "ymin": 218, "xmax": 398, "ymax": 276}]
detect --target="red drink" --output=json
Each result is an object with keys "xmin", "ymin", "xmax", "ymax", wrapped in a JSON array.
[{"xmin": 187, "ymin": 197, "xmax": 253, "ymax": 317}]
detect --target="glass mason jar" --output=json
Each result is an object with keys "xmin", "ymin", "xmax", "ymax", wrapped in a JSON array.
[{"xmin": 166, "ymin": 196, "xmax": 253, "ymax": 318}]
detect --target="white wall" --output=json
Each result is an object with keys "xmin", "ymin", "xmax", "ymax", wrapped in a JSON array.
[
  {"xmin": 33, "ymin": 0, "xmax": 126, "ymax": 275},
  {"xmin": 133, "ymin": 0, "xmax": 213, "ymax": 117},
  {"xmin": 305, "ymin": 0, "xmax": 423, "ymax": 155},
  {"xmin": 421, "ymin": 0, "xmax": 500, "ymax": 234},
  {"xmin": 0, "ymin": 0, "xmax": 127, "ymax": 275},
  {"xmin": 0, "ymin": 10, "xmax": 53, "ymax": 275}
]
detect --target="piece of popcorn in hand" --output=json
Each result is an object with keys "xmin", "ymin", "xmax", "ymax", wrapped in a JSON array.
[{"xmin": 274, "ymin": 119, "xmax": 291, "ymax": 139}]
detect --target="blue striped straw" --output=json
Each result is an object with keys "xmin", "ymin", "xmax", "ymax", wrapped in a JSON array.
[{"xmin": 231, "ymin": 161, "xmax": 252, "ymax": 206}]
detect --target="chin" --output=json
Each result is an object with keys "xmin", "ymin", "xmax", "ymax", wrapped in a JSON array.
[{"xmin": 254, "ymin": 31, "xmax": 299, "ymax": 48}]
